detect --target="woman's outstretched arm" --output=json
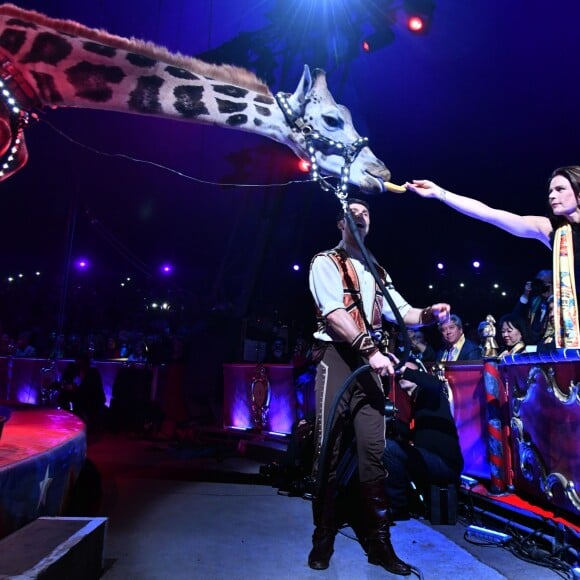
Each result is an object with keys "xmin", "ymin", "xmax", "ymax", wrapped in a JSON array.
[{"xmin": 405, "ymin": 179, "xmax": 553, "ymax": 248}]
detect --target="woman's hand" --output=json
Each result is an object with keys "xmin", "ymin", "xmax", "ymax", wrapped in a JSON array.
[{"xmin": 405, "ymin": 179, "xmax": 444, "ymax": 199}]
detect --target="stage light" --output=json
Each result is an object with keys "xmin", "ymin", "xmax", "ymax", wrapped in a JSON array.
[
  {"xmin": 298, "ymin": 159, "xmax": 310, "ymax": 173},
  {"xmin": 403, "ymin": 0, "xmax": 435, "ymax": 34},
  {"xmin": 160, "ymin": 264, "xmax": 173, "ymax": 275},
  {"xmin": 362, "ymin": 28, "xmax": 395, "ymax": 53},
  {"xmin": 436, "ymin": 262, "xmax": 444, "ymax": 270},
  {"xmin": 292, "ymin": 264, "xmax": 300, "ymax": 271},
  {"xmin": 407, "ymin": 15, "xmax": 425, "ymax": 32},
  {"xmin": 472, "ymin": 260, "xmax": 481, "ymax": 269},
  {"xmin": 76, "ymin": 259, "xmax": 89, "ymax": 270}
]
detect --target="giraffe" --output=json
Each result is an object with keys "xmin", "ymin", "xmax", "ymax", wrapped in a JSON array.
[{"xmin": 0, "ymin": 3, "xmax": 395, "ymax": 193}]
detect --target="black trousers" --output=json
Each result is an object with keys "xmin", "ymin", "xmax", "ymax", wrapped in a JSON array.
[{"xmin": 383, "ymin": 438, "xmax": 460, "ymax": 512}]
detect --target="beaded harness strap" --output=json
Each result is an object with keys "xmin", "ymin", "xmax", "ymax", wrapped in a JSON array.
[
  {"xmin": 275, "ymin": 91, "xmax": 368, "ymax": 211},
  {"xmin": 0, "ymin": 57, "xmax": 40, "ymax": 178}
]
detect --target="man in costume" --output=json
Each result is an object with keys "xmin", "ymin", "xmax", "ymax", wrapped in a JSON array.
[{"xmin": 308, "ymin": 198, "xmax": 450, "ymax": 574}]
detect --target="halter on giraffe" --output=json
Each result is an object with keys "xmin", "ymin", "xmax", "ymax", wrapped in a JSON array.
[{"xmin": 0, "ymin": 3, "xmax": 397, "ymax": 193}]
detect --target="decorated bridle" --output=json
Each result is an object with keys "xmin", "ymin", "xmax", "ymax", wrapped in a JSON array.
[
  {"xmin": 275, "ymin": 91, "xmax": 369, "ymax": 213},
  {"xmin": 0, "ymin": 58, "xmax": 40, "ymax": 178}
]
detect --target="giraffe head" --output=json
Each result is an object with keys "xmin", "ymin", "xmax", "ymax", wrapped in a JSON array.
[{"xmin": 284, "ymin": 66, "xmax": 391, "ymax": 195}]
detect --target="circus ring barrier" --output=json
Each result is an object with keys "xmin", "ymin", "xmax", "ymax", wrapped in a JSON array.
[
  {"xmin": 0, "ymin": 406, "xmax": 86, "ymax": 539},
  {"xmin": 222, "ymin": 355, "xmax": 579, "ymax": 523},
  {"xmin": 0, "ymin": 357, "xmax": 162, "ymax": 540},
  {"xmin": 441, "ymin": 353, "xmax": 580, "ymax": 524}
]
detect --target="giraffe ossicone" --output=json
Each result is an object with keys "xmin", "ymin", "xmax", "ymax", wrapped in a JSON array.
[{"xmin": 0, "ymin": 3, "xmax": 392, "ymax": 193}]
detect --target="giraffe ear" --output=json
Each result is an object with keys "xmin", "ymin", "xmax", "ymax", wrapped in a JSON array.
[
  {"xmin": 310, "ymin": 68, "xmax": 328, "ymax": 91},
  {"xmin": 287, "ymin": 65, "xmax": 313, "ymax": 112}
]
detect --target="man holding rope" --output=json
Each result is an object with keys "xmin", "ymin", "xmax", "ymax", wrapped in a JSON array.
[{"xmin": 307, "ymin": 197, "xmax": 450, "ymax": 574}]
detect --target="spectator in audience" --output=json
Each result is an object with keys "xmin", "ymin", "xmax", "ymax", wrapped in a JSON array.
[
  {"xmin": 57, "ymin": 361, "xmax": 79, "ymax": 412},
  {"xmin": 436, "ymin": 315, "xmax": 481, "ymax": 361},
  {"xmin": 104, "ymin": 336, "xmax": 120, "ymax": 359},
  {"xmin": 128, "ymin": 340, "xmax": 148, "ymax": 362},
  {"xmin": 13, "ymin": 331, "xmax": 36, "ymax": 357},
  {"xmin": 49, "ymin": 333, "xmax": 66, "ymax": 359},
  {"xmin": 0, "ymin": 333, "xmax": 13, "ymax": 355},
  {"xmin": 395, "ymin": 328, "xmax": 436, "ymax": 363},
  {"xmin": 537, "ymin": 296, "xmax": 556, "ymax": 353},
  {"xmin": 263, "ymin": 337, "xmax": 290, "ymax": 364},
  {"xmin": 497, "ymin": 314, "xmax": 528, "ymax": 358},
  {"xmin": 513, "ymin": 270, "xmax": 553, "ymax": 344},
  {"xmin": 73, "ymin": 354, "xmax": 107, "ymax": 434},
  {"xmin": 291, "ymin": 335, "xmax": 312, "ymax": 370}
]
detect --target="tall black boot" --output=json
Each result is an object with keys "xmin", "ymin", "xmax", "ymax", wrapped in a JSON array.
[
  {"xmin": 360, "ymin": 480, "xmax": 412, "ymax": 576},
  {"xmin": 308, "ymin": 483, "xmax": 338, "ymax": 570}
]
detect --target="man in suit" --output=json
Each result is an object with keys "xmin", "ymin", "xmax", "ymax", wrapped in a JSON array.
[{"xmin": 436, "ymin": 314, "xmax": 481, "ymax": 361}]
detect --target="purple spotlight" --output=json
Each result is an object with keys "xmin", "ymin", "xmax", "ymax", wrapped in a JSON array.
[
  {"xmin": 292, "ymin": 264, "xmax": 300, "ymax": 272},
  {"xmin": 436, "ymin": 262, "xmax": 444, "ymax": 270},
  {"xmin": 472, "ymin": 260, "xmax": 481, "ymax": 268},
  {"xmin": 160, "ymin": 264, "xmax": 173, "ymax": 275},
  {"xmin": 76, "ymin": 258, "xmax": 89, "ymax": 270}
]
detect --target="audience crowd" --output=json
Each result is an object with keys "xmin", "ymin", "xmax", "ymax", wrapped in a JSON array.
[{"xmin": 0, "ymin": 294, "xmax": 547, "ymax": 368}]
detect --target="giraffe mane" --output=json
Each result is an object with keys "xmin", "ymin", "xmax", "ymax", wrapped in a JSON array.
[{"xmin": 0, "ymin": 3, "xmax": 272, "ymax": 96}]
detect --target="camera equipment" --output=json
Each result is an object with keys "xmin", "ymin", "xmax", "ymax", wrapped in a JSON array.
[{"xmin": 384, "ymin": 396, "xmax": 396, "ymax": 419}]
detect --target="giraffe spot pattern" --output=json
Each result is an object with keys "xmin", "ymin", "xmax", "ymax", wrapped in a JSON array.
[
  {"xmin": 213, "ymin": 85, "xmax": 248, "ymax": 99},
  {"xmin": 173, "ymin": 85, "xmax": 208, "ymax": 118},
  {"xmin": 128, "ymin": 75, "xmax": 163, "ymax": 113},
  {"xmin": 66, "ymin": 61, "xmax": 126, "ymax": 103},
  {"xmin": 226, "ymin": 114, "xmax": 248, "ymax": 127},
  {"xmin": 253, "ymin": 118, "xmax": 263, "ymax": 127},
  {"xmin": 126, "ymin": 53, "xmax": 156, "ymax": 68},
  {"xmin": 0, "ymin": 28, "xmax": 26, "ymax": 55},
  {"xmin": 216, "ymin": 98, "xmax": 247, "ymax": 115},
  {"xmin": 254, "ymin": 105, "xmax": 270, "ymax": 117},
  {"xmin": 83, "ymin": 41, "xmax": 116, "ymax": 58},
  {"xmin": 5, "ymin": 18, "xmax": 37, "ymax": 29},
  {"xmin": 254, "ymin": 94, "xmax": 274, "ymax": 105},
  {"xmin": 21, "ymin": 32, "xmax": 72, "ymax": 65},
  {"xmin": 30, "ymin": 71, "xmax": 63, "ymax": 103},
  {"xmin": 165, "ymin": 66, "xmax": 198, "ymax": 80}
]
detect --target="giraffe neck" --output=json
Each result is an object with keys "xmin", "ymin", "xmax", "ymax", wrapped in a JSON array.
[{"xmin": 0, "ymin": 7, "xmax": 289, "ymax": 145}]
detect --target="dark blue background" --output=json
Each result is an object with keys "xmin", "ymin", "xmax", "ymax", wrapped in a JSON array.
[{"xmin": 0, "ymin": 0, "xmax": 578, "ymax": 341}]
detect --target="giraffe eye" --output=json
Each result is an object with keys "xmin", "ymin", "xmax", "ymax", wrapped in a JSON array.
[{"xmin": 322, "ymin": 114, "xmax": 343, "ymax": 129}]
